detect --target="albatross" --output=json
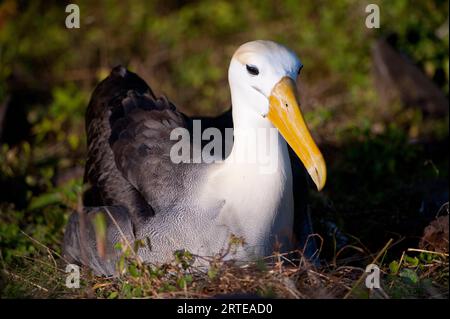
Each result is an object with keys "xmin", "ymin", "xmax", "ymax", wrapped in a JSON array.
[{"xmin": 63, "ymin": 40, "xmax": 326, "ymax": 276}]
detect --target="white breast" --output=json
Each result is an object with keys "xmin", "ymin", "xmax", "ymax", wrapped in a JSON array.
[
  {"xmin": 136, "ymin": 133, "xmax": 295, "ymax": 264},
  {"xmin": 200, "ymin": 135, "xmax": 294, "ymax": 259}
]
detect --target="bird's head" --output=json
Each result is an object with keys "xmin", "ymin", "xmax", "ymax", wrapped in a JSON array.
[{"xmin": 229, "ymin": 40, "xmax": 326, "ymax": 191}]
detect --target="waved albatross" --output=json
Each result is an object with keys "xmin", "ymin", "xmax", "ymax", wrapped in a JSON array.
[{"xmin": 63, "ymin": 40, "xmax": 326, "ymax": 276}]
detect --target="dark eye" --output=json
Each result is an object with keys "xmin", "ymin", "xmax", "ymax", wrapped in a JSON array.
[
  {"xmin": 246, "ymin": 64, "xmax": 259, "ymax": 76},
  {"xmin": 297, "ymin": 65, "xmax": 303, "ymax": 75}
]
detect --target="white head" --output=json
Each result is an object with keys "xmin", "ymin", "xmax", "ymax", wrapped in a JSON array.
[
  {"xmin": 229, "ymin": 40, "xmax": 302, "ymax": 117},
  {"xmin": 228, "ymin": 40, "xmax": 326, "ymax": 190}
]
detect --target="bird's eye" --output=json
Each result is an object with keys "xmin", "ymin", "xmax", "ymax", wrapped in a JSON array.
[
  {"xmin": 297, "ymin": 65, "xmax": 304, "ymax": 75},
  {"xmin": 246, "ymin": 64, "xmax": 259, "ymax": 76}
]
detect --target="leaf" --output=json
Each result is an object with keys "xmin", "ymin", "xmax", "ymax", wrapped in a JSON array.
[
  {"xmin": 133, "ymin": 239, "xmax": 146, "ymax": 252},
  {"xmin": 108, "ymin": 291, "xmax": 118, "ymax": 299},
  {"xmin": 114, "ymin": 242, "xmax": 123, "ymax": 251},
  {"xmin": 132, "ymin": 287, "xmax": 142, "ymax": 297},
  {"xmin": 68, "ymin": 133, "xmax": 80, "ymax": 150},
  {"xmin": 128, "ymin": 264, "xmax": 139, "ymax": 278},
  {"xmin": 122, "ymin": 283, "xmax": 132, "ymax": 298},
  {"xmin": 419, "ymin": 252, "xmax": 433, "ymax": 263},
  {"xmin": 399, "ymin": 269, "xmax": 419, "ymax": 284},
  {"xmin": 207, "ymin": 267, "xmax": 218, "ymax": 279},
  {"xmin": 389, "ymin": 260, "xmax": 400, "ymax": 274},
  {"xmin": 177, "ymin": 277, "xmax": 186, "ymax": 289},
  {"xmin": 404, "ymin": 255, "xmax": 419, "ymax": 267},
  {"xmin": 28, "ymin": 192, "xmax": 62, "ymax": 211}
]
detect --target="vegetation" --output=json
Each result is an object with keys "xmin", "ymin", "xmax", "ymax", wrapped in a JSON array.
[{"xmin": 0, "ymin": 0, "xmax": 448, "ymax": 298}]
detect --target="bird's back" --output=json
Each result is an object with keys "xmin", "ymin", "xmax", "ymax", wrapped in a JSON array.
[{"xmin": 83, "ymin": 66, "xmax": 156, "ymax": 223}]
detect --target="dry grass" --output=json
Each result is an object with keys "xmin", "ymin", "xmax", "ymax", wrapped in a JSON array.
[{"xmin": 1, "ymin": 228, "xmax": 448, "ymax": 299}]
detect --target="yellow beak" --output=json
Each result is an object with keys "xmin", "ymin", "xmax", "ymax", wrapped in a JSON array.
[{"xmin": 267, "ymin": 77, "xmax": 326, "ymax": 191}]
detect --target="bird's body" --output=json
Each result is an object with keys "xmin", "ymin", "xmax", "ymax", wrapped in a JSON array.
[{"xmin": 64, "ymin": 41, "xmax": 326, "ymax": 276}]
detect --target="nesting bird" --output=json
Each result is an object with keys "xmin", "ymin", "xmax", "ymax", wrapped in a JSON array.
[{"xmin": 63, "ymin": 40, "xmax": 326, "ymax": 276}]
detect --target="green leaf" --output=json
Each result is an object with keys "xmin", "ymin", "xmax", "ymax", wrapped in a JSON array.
[
  {"xmin": 114, "ymin": 242, "xmax": 123, "ymax": 251},
  {"xmin": 28, "ymin": 192, "xmax": 62, "ymax": 211},
  {"xmin": 207, "ymin": 267, "xmax": 218, "ymax": 279},
  {"xmin": 132, "ymin": 287, "xmax": 143, "ymax": 297},
  {"xmin": 177, "ymin": 277, "xmax": 186, "ymax": 289},
  {"xmin": 404, "ymin": 255, "xmax": 419, "ymax": 267},
  {"xmin": 108, "ymin": 291, "xmax": 118, "ymax": 299},
  {"xmin": 133, "ymin": 239, "xmax": 146, "ymax": 252},
  {"xmin": 122, "ymin": 283, "xmax": 132, "ymax": 298},
  {"xmin": 399, "ymin": 269, "xmax": 419, "ymax": 284},
  {"xmin": 419, "ymin": 252, "xmax": 433, "ymax": 263},
  {"xmin": 389, "ymin": 260, "xmax": 400, "ymax": 274},
  {"xmin": 128, "ymin": 264, "xmax": 139, "ymax": 278}
]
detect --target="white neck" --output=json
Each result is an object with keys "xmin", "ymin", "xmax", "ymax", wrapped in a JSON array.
[
  {"xmin": 226, "ymin": 66, "xmax": 276, "ymax": 164},
  {"xmin": 200, "ymin": 79, "xmax": 294, "ymax": 257}
]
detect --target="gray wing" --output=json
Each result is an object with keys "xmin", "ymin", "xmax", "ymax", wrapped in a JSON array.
[
  {"xmin": 83, "ymin": 66, "xmax": 156, "ymax": 225},
  {"xmin": 109, "ymin": 91, "xmax": 202, "ymax": 213},
  {"xmin": 63, "ymin": 67, "xmax": 201, "ymax": 276}
]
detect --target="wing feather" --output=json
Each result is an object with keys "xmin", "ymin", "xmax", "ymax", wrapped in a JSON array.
[{"xmin": 110, "ymin": 91, "xmax": 198, "ymax": 213}]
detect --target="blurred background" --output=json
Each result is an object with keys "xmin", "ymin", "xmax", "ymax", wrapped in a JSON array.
[{"xmin": 0, "ymin": 0, "xmax": 448, "ymax": 296}]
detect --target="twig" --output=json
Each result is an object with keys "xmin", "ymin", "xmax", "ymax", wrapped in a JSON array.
[
  {"xmin": 343, "ymin": 238, "xmax": 394, "ymax": 299},
  {"xmin": 16, "ymin": 255, "xmax": 66, "ymax": 274},
  {"xmin": 407, "ymin": 248, "xmax": 449, "ymax": 257},
  {"xmin": 333, "ymin": 245, "xmax": 366, "ymax": 266},
  {"xmin": 19, "ymin": 230, "xmax": 69, "ymax": 264},
  {"xmin": 103, "ymin": 207, "xmax": 143, "ymax": 265},
  {"xmin": 3, "ymin": 269, "xmax": 49, "ymax": 293}
]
